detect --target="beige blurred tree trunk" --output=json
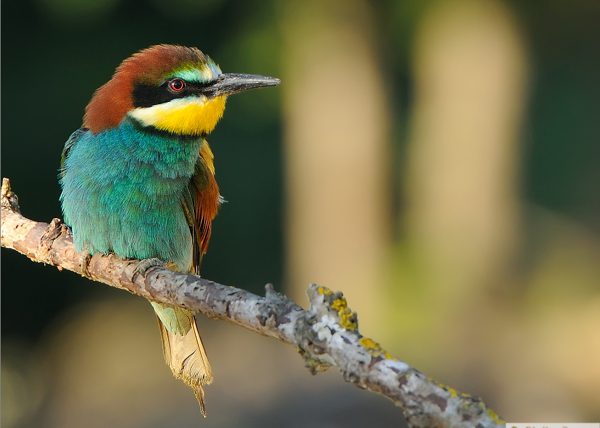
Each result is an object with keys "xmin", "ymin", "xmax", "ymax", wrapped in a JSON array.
[
  {"xmin": 281, "ymin": 0, "xmax": 390, "ymax": 333},
  {"xmin": 407, "ymin": 0, "xmax": 527, "ymax": 302},
  {"xmin": 405, "ymin": 0, "xmax": 528, "ymax": 379}
]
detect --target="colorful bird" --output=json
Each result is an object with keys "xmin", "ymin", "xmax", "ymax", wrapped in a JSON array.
[{"xmin": 59, "ymin": 44, "xmax": 279, "ymax": 415}]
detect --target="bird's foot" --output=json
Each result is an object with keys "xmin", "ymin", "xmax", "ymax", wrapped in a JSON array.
[
  {"xmin": 78, "ymin": 252, "xmax": 92, "ymax": 277},
  {"xmin": 133, "ymin": 258, "xmax": 165, "ymax": 280}
]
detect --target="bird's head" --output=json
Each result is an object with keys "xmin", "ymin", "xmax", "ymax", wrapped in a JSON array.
[{"xmin": 84, "ymin": 44, "xmax": 279, "ymax": 136}]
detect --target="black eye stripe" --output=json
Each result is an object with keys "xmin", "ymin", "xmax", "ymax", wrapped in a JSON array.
[
  {"xmin": 132, "ymin": 81, "xmax": 214, "ymax": 108},
  {"xmin": 132, "ymin": 83, "xmax": 187, "ymax": 108}
]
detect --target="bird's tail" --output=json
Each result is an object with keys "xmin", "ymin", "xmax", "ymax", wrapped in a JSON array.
[{"xmin": 151, "ymin": 302, "xmax": 213, "ymax": 416}]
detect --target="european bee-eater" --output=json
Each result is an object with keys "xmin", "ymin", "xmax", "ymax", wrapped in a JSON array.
[{"xmin": 59, "ymin": 44, "xmax": 279, "ymax": 414}]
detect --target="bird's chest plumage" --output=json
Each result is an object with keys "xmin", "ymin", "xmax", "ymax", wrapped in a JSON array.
[{"xmin": 60, "ymin": 120, "xmax": 204, "ymax": 270}]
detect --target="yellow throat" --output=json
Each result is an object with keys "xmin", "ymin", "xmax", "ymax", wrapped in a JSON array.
[{"xmin": 129, "ymin": 96, "xmax": 227, "ymax": 136}]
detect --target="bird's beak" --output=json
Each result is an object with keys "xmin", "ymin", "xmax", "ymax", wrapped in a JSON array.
[{"xmin": 202, "ymin": 73, "xmax": 280, "ymax": 97}]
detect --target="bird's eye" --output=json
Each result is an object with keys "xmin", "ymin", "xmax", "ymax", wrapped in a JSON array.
[{"xmin": 168, "ymin": 79, "xmax": 186, "ymax": 93}]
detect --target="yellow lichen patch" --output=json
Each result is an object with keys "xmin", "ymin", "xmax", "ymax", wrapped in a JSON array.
[
  {"xmin": 317, "ymin": 286, "xmax": 333, "ymax": 296},
  {"xmin": 433, "ymin": 380, "xmax": 473, "ymax": 400},
  {"xmin": 432, "ymin": 379, "xmax": 504, "ymax": 423},
  {"xmin": 297, "ymin": 346, "xmax": 330, "ymax": 374},
  {"xmin": 360, "ymin": 337, "xmax": 377, "ymax": 349},
  {"xmin": 330, "ymin": 297, "xmax": 358, "ymax": 331},
  {"xmin": 447, "ymin": 386, "xmax": 459, "ymax": 398},
  {"xmin": 315, "ymin": 286, "xmax": 358, "ymax": 331},
  {"xmin": 330, "ymin": 298, "xmax": 345, "ymax": 312},
  {"xmin": 359, "ymin": 337, "xmax": 393, "ymax": 359},
  {"xmin": 486, "ymin": 407, "xmax": 505, "ymax": 424}
]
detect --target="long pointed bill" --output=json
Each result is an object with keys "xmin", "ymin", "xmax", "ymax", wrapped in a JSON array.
[{"xmin": 202, "ymin": 73, "xmax": 280, "ymax": 97}]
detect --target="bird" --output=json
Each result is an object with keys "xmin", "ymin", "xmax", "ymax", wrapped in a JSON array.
[{"xmin": 59, "ymin": 44, "xmax": 279, "ymax": 415}]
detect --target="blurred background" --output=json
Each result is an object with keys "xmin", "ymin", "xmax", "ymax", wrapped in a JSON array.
[{"xmin": 2, "ymin": 0, "xmax": 599, "ymax": 426}]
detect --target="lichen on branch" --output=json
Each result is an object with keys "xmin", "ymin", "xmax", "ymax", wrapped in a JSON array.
[{"xmin": 0, "ymin": 177, "xmax": 504, "ymax": 428}]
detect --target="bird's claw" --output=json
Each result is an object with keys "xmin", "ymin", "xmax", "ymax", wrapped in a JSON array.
[
  {"xmin": 133, "ymin": 258, "xmax": 165, "ymax": 280},
  {"xmin": 79, "ymin": 252, "xmax": 92, "ymax": 277}
]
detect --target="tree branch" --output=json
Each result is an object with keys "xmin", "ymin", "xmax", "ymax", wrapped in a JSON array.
[{"xmin": 1, "ymin": 177, "xmax": 503, "ymax": 428}]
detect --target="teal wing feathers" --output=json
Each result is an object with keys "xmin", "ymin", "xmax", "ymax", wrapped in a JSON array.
[
  {"xmin": 60, "ymin": 126, "xmax": 217, "ymax": 275},
  {"xmin": 59, "ymin": 128, "xmax": 88, "ymax": 178}
]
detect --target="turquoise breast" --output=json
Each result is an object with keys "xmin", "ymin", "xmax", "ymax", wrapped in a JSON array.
[{"xmin": 60, "ymin": 118, "xmax": 201, "ymax": 271}]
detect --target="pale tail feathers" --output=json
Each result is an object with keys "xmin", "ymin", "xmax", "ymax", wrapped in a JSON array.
[{"xmin": 153, "ymin": 304, "xmax": 213, "ymax": 416}]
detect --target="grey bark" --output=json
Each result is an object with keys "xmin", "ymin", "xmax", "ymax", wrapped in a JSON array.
[{"xmin": 1, "ymin": 178, "xmax": 504, "ymax": 428}]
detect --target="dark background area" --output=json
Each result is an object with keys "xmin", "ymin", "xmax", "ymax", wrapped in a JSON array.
[
  {"xmin": 2, "ymin": 0, "xmax": 599, "ymax": 426},
  {"xmin": 3, "ymin": 0, "xmax": 599, "ymax": 341},
  {"xmin": 2, "ymin": 0, "xmax": 284, "ymax": 341}
]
